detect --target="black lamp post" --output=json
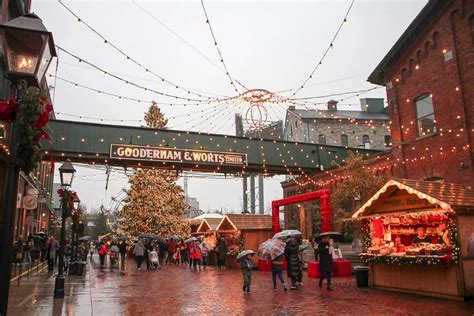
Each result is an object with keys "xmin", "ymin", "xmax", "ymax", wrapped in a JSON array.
[
  {"xmin": 54, "ymin": 160, "xmax": 76, "ymax": 298},
  {"xmin": 71, "ymin": 194, "xmax": 80, "ymax": 261},
  {"xmin": 0, "ymin": 13, "xmax": 56, "ymax": 315}
]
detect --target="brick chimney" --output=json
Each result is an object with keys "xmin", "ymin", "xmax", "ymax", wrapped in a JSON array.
[
  {"xmin": 327, "ymin": 100, "xmax": 338, "ymax": 111},
  {"xmin": 288, "ymin": 105, "xmax": 296, "ymax": 111}
]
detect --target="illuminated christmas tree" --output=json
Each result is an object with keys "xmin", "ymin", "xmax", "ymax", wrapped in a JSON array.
[
  {"xmin": 120, "ymin": 103, "xmax": 190, "ymax": 237},
  {"xmin": 144, "ymin": 101, "xmax": 168, "ymax": 129}
]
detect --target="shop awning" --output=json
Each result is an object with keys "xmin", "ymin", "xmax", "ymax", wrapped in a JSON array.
[{"xmin": 352, "ymin": 178, "xmax": 474, "ymax": 218}]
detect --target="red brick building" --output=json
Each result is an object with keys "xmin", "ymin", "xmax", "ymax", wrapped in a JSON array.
[
  {"xmin": 369, "ymin": 0, "xmax": 474, "ymax": 185},
  {"xmin": 282, "ymin": 0, "xmax": 474, "ymax": 230}
]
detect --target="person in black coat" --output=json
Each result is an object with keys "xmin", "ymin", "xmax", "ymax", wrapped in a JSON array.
[
  {"xmin": 317, "ymin": 236, "xmax": 333, "ymax": 291},
  {"xmin": 284, "ymin": 237, "xmax": 301, "ymax": 290}
]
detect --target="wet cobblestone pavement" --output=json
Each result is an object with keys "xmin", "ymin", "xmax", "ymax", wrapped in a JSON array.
[{"xmin": 7, "ymin": 256, "xmax": 474, "ymax": 315}]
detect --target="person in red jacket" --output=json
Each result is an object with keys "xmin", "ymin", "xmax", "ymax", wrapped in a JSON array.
[
  {"xmin": 190, "ymin": 242, "xmax": 202, "ymax": 271},
  {"xmin": 167, "ymin": 238, "xmax": 176, "ymax": 264},
  {"xmin": 98, "ymin": 240, "xmax": 109, "ymax": 268}
]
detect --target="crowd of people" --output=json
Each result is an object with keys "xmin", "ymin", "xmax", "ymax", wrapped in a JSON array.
[
  {"xmin": 13, "ymin": 232, "xmax": 336, "ymax": 295},
  {"xmin": 93, "ymin": 236, "xmax": 229, "ymax": 273},
  {"xmin": 11, "ymin": 234, "xmax": 92, "ymax": 274},
  {"xmin": 240, "ymin": 235, "xmax": 335, "ymax": 294}
]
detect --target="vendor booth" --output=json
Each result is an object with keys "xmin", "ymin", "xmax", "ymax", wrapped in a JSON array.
[
  {"xmin": 352, "ymin": 179, "xmax": 474, "ymax": 300},
  {"xmin": 215, "ymin": 214, "xmax": 273, "ymax": 268}
]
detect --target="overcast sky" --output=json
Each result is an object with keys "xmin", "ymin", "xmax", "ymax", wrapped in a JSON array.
[{"xmin": 32, "ymin": 0, "xmax": 427, "ymax": 214}]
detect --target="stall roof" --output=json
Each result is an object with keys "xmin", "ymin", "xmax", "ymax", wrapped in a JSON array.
[
  {"xmin": 352, "ymin": 178, "xmax": 474, "ymax": 218},
  {"xmin": 196, "ymin": 217, "xmax": 223, "ymax": 233},
  {"xmin": 216, "ymin": 214, "xmax": 273, "ymax": 231}
]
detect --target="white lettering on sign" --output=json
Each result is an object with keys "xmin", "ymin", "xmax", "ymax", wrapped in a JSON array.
[{"xmin": 110, "ymin": 144, "xmax": 247, "ymax": 167}]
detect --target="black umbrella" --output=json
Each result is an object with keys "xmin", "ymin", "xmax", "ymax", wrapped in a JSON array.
[
  {"xmin": 139, "ymin": 234, "xmax": 155, "ymax": 239},
  {"xmin": 116, "ymin": 236, "xmax": 129, "ymax": 241},
  {"xmin": 34, "ymin": 231, "xmax": 47, "ymax": 237},
  {"xmin": 153, "ymin": 235, "xmax": 165, "ymax": 242},
  {"xmin": 314, "ymin": 232, "xmax": 344, "ymax": 243}
]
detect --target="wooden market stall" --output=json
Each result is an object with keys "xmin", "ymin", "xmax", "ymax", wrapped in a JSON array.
[
  {"xmin": 352, "ymin": 179, "xmax": 474, "ymax": 300},
  {"xmin": 215, "ymin": 214, "xmax": 273, "ymax": 268}
]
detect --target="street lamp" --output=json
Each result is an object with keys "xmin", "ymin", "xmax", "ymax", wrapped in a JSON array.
[
  {"xmin": 59, "ymin": 159, "xmax": 76, "ymax": 187},
  {"xmin": 0, "ymin": 13, "xmax": 56, "ymax": 315},
  {"xmin": 71, "ymin": 194, "xmax": 80, "ymax": 261},
  {"xmin": 54, "ymin": 161, "xmax": 76, "ymax": 298},
  {"xmin": 0, "ymin": 13, "xmax": 56, "ymax": 87},
  {"xmin": 73, "ymin": 195, "xmax": 81, "ymax": 210}
]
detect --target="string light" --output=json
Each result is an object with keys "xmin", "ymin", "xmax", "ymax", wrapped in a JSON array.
[
  {"xmin": 287, "ymin": 0, "xmax": 355, "ymax": 98},
  {"xmin": 56, "ymin": 46, "xmax": 229, "ymax": 103},
  {"xmin": 57, "ymin": 0, "xmax": 223, "ymax": 100},
  {"xmin": 200, "ymin": 0, "xmax": 248, "ymax": 93}
]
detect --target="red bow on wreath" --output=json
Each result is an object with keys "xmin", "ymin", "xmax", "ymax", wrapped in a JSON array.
[
  {"xmin": 34, "ymin": 96, "xmax": 55, "ymax": 173},
  {"xmin": 0, "ymin": 99, "xmax": 19, "ymax": 122}
]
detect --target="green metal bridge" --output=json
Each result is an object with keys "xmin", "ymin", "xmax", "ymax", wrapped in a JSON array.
[{"xmin": 43, "ymin": 120, "xmax": 380, "ymax": 175}]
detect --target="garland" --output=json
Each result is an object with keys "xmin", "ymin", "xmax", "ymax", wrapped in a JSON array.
[
  {"xmin": 0, "ymin": 86, "xmax": 54, "ymax": 173},
  {"xmin": 57, "ymin": 188, "xmax": 77, "ymax": 218},
  {"xmin": 361, "ymin": 254, "xmax": 447, "ymax": 266}
]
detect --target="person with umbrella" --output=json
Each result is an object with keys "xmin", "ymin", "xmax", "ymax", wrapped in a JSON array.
[
  {"xmin": 258, "ymin": 238, "xmax": 288, "ymax": 292},
  {"xmin": 317, "ymin": 235, "xmax": 334, "ymax": 291},
  {"xmin": 237, "ymin": 250, "xmax": 255, "ymax": 294},
  {"xmin": 284, "ymin": 237, "xmax": 301, "ymax": 290}
]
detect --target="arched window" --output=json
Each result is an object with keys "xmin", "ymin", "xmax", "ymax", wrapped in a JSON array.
[
  {"xmin": 318, "ymin": 134, "xmax": 326, "ymax": 145},
  {"xmin": 362, "ymin": 135, "xmax": 370, "ymax": 149},
  {"xmin": 341, "ymin": 135, "xmax": 348, "ymax": 147},
  {"xmin": 415, "ymin": 94, "xmax": 436, "ymax": 137}
]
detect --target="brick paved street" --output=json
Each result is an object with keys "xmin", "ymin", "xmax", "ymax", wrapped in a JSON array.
[{"xmin": 7, "ymin": 256, "xmax": 474, "ymax": 316}]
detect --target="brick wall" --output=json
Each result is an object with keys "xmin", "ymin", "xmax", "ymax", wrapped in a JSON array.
[{"xmin": 384, "ymin": 0, "xmax": 474, "ymax": 186}]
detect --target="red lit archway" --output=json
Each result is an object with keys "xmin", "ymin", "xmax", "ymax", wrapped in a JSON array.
[{"xmin": 272, "ymin": 189, "xmax": 331, "ymax": 235}]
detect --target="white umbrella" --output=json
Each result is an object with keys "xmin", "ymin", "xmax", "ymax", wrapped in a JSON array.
[
  {"xmin": 236, "ymin": 250, "xmax": 256, "ymax": 261},
  {"xmin": 184, "ymin": 237, "xmax": 197, "ymax": 244},
  {"xmin": 273, "ymin": 230, "xmax": 302, "ymax": 239}
]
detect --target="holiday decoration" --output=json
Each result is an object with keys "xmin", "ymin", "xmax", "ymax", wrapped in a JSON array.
[
  {"xmin": 119, "ymin": 103, "xmax": 190, "ymax": 238},
  {"xmin": 0, "ymin": 99, "xmax": 19, "ymax": 123},
  {"xmin": 57, "ymin": 188, "xmax": 77, "ymax": 218},
  {"xmin": 4, "ymin": 86, "xmax": 54, "ymax": 173}
]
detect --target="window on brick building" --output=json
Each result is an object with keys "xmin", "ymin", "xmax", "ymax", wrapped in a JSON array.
[
  {"xmin": 384, "ymin": 135, "xmax": 391, "ymax": 147},
  {"xmin": 318, "ymin": 134, "xmax": 326, "ymax": 145},
  {"xmin": 362, "ymin": 135, "xmax": 370, "ymax": 149},
  {"xmin": 415, "ymin": 94, "xmax": 436, "ymax": 137},
  {"xmin": 341, "ymin": 135, "xmax": 348, "ymax": 147}
]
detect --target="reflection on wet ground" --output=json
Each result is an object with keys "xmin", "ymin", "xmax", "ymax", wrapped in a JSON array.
[{"xmin": 8, "ymin": 256, "xmax": 474, "ymax": 315}]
